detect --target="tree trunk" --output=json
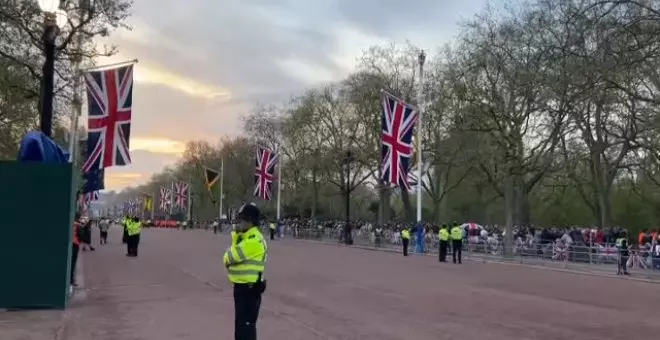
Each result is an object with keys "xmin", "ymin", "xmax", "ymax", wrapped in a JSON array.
[
  {"xmin": 378, "ymin": 181, "xmax": 391, "ymax": 223},
  {"xmin": 311, "ymin": 167, "xmax": 318, "ymax": 223},
  {"xmin": 503, "ymin": 166, "xmax": 515, "ymax": 257},
  {"xmin": 433, "ymin": 167, "xmax": 446, "ymax": 225}
]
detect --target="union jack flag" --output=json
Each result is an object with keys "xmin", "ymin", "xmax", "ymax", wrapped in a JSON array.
[
  {"xmin": 82, "ymin": 64, "xmax": 134, "ymax": 172},
  {"xmin": 160, "ymin": 187, "xmax": 172, "ymax": 211},
  {"xmin": 380, "ymin": 91, "xmax": 418, "ymax": 190},
  {"xmin": 80, "ymin": 191, "xmax": 99, "ymax": 209},
  {"xmin": 254, "ymin": 146, "xmax": 278, "ymax": 200},
  {"xmin": 174, "ymin": 182, "xmax": 189, "ymax": 208}
]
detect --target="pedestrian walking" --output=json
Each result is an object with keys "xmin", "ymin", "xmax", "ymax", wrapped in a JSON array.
[{"xmin": 99, "ymin": 218, "xmax": 109, "ymax": 245}]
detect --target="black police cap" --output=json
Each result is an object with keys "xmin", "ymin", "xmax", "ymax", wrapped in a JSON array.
[{"xmin": 237, "ymin": 202, "xmax": 260, "ymax": 222}]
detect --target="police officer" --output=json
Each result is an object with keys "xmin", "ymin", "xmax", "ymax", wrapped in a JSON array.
[
  {"xmin": 450, "ymin": 222, "xmax": 463, "ymax": 264},
  {"xmin": 616, "ymin": 232, "xmax": 630, "ymax": 275},
  {"xmin": 224, "ymin": 203, "xmax": 267, "ymax": 340},
  {"xmin": 438, "ymin": 224, "xmax": 449, "ymax": 262},
  {"xmin": 401, "ymin": 227, "xmax": 411, "ymax": 256},
  {"xmin": 126, "ymin": 216, "xmax": 142, "ymax": 257},
  {"xmin": 269, "ymin": 221, "xmax": 276, "ymax": 240}
]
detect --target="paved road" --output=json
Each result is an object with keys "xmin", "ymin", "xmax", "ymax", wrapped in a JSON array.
[{"xmin": 3, "ymin": 227, "xmax": 660, "ymax": 339}]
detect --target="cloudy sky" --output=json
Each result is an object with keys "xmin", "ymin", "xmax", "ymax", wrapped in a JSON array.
[{"xmin": 99, "ymin": 0, "xmax": 490, "ymax": 191}]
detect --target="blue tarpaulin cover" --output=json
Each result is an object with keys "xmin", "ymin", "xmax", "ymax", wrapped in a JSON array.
[{"xmin": 17, "ymin": 131, "xmax": 70, "ymax": 164}]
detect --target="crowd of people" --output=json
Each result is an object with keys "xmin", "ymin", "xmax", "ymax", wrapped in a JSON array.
[
  {"xmin": 90, "ymin": 216, "xmax": 660, "ymax": 274},
  {"xmin": 256, "ymin": 218, "xmax": 660, "ymax": 272}
]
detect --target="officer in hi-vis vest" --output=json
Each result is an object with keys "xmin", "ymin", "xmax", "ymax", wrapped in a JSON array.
[
  {"xmin": 224, "ymin": 203, "xmax": 268, "ymax": 340},
  {"xmin": 450, "ymin": 222, "xmax": 463, "ymax": 264},
  {"xmin": 269, "ymin": 221, "xmax": 276, "ymax": 240},
  {"xmin": 401, "ymin": 227, "xmax": 411, "ymax": 256},
  {"xmin": 438, "ymin": 224, "xmax": 449, "ymax": 262},
  {"xmin": 126, "ymin": 216, "xmax": 142, "ymax": 257},
  {"xmin": 616, "ymin": 232, "xmax": 630, "ymax": 275}
]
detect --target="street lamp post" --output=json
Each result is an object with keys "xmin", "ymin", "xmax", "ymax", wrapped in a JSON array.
[
  {"xmin": 37, "ymin": 0, "xmax": 67, "ymax": 137},
  {"xmin": 343, "ymin": 149, "xmax": 355, "ymax": 245},
  {"xmin": 416, "ymin": 50, "xmax": 426, "ymax": 224}
]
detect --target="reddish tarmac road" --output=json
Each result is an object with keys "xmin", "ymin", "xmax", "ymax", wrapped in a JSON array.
[{"xmin": 3, "ymin": 227, "xmax": 660, "ymax": 340}]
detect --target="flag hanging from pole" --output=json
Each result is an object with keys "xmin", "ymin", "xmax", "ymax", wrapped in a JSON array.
[
  {"xmin": 174, "ymin": 181, "xmax": 189, "ymax": 209},
  {"xmin": 159, "ymin": 187, "xmax": 171, "ymax": 211},
  {"xmin": 82, "ymin": 64, "xmax": 134, "ymax": 172},
  {"xmin": 204, "ymin": 166, "xmax": 220, "ymax": 204},
  {"xmin": 254, "ymin": 146, "xmax": 278, "ymax": 200},
  {"xmin": 143, "ymin": 194, "xmax": 153, "ymax": 212},
  {"xmin": 380, "ymin": 91, "xmax": 418, "ymax": 190}
]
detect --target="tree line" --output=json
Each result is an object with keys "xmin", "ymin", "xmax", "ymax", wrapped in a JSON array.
[
  {"xmin": 5, "ymin": 1, "xmax": 659, "ymax": 233},
  {"xmin": 0, "ymin": 0, "xmax": 132, "ymax": 158}
]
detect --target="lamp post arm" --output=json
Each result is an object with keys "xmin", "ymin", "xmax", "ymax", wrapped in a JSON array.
[{"xmin": 39, "ymin": 24, "xmax": 58, "ymax": 137}]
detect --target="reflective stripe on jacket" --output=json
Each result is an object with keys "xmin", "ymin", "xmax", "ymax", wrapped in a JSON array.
[
  {"xmin": 127, "ymin": 221, "xmax": 142, "ymax": 236},
  {"xmin": 224, "ymin": 226, "xmax": 267, "ymax": 284},
  {"xmin": 439, "ymin": 229, "xmax": 449, "ymax": 241}
]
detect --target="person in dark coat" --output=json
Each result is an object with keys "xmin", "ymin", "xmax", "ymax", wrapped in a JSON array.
[{"xmin": 81, "ymin": 218, "xmax": 95, "ymax": 251}]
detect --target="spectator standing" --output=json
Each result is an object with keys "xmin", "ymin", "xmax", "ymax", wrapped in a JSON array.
[
  {"xmin": 80, "ymin": 218, "xmax": 95, "ymax": 252},
  {"xmin": 71, "ymin": 213, "xmax": 82, "ymax": 287}
]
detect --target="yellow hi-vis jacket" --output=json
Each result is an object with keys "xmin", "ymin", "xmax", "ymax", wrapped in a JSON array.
[
  {"xmin": 450, "ymin": 226, "xmax": 463, "ymax": 240},
  {"xmin": 127, "ymin": 221, "xmax": 142, "ymax": 236},
  {"xmin": 439, "ymin": 229, "xmax": 450, "ymax": 241},
  {"xmin": 224, "ymin": 226, "xmax": 267, "ymax": 284}
]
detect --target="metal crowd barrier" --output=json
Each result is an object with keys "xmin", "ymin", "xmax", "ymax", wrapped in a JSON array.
[{"xmin": 280, "ymin": 226, "xmax": 660, "ymax": 280}]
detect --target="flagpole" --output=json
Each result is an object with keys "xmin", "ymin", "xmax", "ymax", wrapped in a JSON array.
[
  {"xmin": 276, "ymin": 157, "xmax": 282, "ymax": 221},
  {"xmin": 169, "ymin": 182, "xmax": 174, "ymax": 217},
  {"xmin": 67, "ymin": 0, "xmax": 87, "ymax": 164},
  {"xmin": 219, "ymin": 158, "xmax": 224, "ymax": 220},
  {"xmin": 187, "ymin": 181, "xmax": 192, "ymax": 222},
  {"xmin": 415, "ymin": 51, "xmax": 426, "ymax": 224}
]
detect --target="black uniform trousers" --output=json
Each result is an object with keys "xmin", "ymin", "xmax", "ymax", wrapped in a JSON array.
[
  {"xmin": 402, "ymin": 238, "xmax": 409, "ymax": 256},
  {"xmin": 439, "ymin": 240, "xmax": 448, "ymax": 262},
  {"xmin": 234, "ymin": 283, "xmax": 264, "ymax": 340},
  {"xmin": 452, "ymin": 239, "xmax": 462, "ymax": 263},
  {"xmin": 126, "ymin": 233, "xmax": 141, "ymax": 257},
  {"xmin": 269, "ymin": 228, "xmax": 275, "ymax": 240},
  {"xmin": 618, "ymin": 255, "xmax": 628, "ymax": 274}
]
